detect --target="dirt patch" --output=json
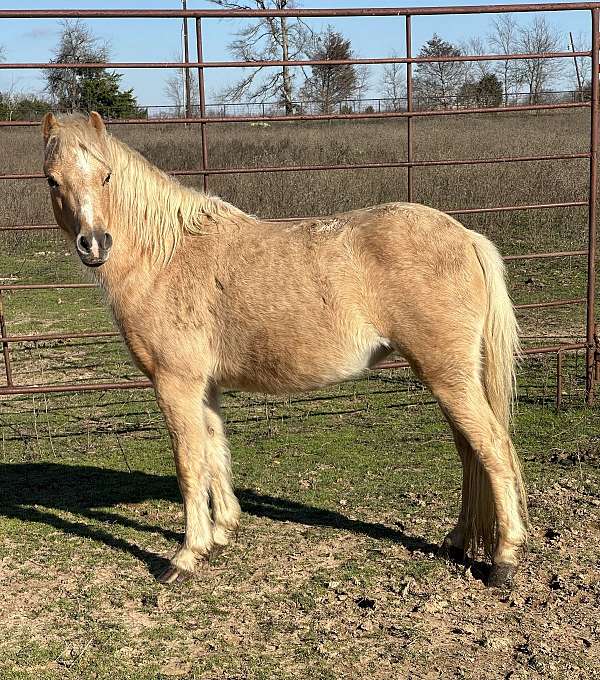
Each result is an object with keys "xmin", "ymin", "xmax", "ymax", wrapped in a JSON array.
[{"xmin": 1, "ymin": 476, "xmax": 599, "ymax": 679}]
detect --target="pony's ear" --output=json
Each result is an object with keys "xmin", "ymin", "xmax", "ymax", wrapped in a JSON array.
[
  {"xmin": 89, "ymin": 111, "xmax": 106, "ymax": 136},
  {"xmin": 42, "ymin": 112, "xmax": 57, "ymax": 144}
]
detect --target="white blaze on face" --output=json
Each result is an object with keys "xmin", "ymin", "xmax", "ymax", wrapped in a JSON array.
[
  {"xmin": 75, "ymin": 147, "xmax": 91, "ymax": 176},
  {"xmin": 75, "ymin": 148, "xmax": 100, "ymax": 257},
  {"xmin": 80, "ymin": 199, "xmax": 100, "ymax": 256}
]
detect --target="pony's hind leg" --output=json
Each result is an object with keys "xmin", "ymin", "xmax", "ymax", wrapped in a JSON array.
[
  {"xmin": 439, "ymin": 427, "xmax": 471, "ymax": 562},
  {"xmin": 432, "ymin": 376, "xmax": 526, "ymax": 587},
  {"xmin": 204, "ymin": 385, "xmax": 241, "ymax": 558},
  {"xmin": 154, "ymin": 373, "xmax": 214, "ymax": 584}
]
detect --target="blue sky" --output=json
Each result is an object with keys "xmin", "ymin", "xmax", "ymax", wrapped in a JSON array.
[{"xmin": 0, "ymin": 0, "xmax": 593, "ymax": 105}]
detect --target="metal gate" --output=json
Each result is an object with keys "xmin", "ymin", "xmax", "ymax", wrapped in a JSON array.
[{"xmin": 0, "ymin": 2, "xmax": 598, "ymax": 405}]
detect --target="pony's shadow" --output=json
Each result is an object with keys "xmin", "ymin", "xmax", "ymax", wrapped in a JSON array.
[{"xmin": 0, "ymin": 463, "xmax": 487, "ymax": 581}]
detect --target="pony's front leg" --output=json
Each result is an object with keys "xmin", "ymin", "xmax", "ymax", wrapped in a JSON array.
[
  {"xmin": 154, "ymin": 374, "xmax": 213, "ymax": 584},
  {"xmin": 204, "ymin": 384, "xmax": 241, "ymax": 556}
]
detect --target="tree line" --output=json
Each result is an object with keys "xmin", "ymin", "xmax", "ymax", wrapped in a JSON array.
[
  {"xmin": 202, "ymin": 2, "xmax": 585, "ymax": 113},
  {"xmin": 0, "ymin": 6, "xmax": 589, "ymax": 121}
]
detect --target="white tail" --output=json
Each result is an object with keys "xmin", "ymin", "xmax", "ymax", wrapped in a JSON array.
[
  {"xmin": 465, "ymin": 232, "xmax": 528, "ymax": 556},
  {"xmin": 471, "ymin": 231, "xmax": 520, "ymax": 431}
]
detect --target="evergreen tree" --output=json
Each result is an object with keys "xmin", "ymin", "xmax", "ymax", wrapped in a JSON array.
[
  {"xmin": 458, "ymin": 73, "xmax": 503, "ymax": 108},
  {"xmin": 414, "ymin": 34, "xmax": 465, "ymax": 109},
  {"xmin": 45, "ymin": 20, "xmax": 142, "ymax": 118}
]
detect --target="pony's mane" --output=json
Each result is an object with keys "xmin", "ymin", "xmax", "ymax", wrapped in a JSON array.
[{"xmin": 46, "ymin": 114, "xmax": 254, "ymax": 262}]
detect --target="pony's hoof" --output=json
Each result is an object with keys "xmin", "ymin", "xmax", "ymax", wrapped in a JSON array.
[
  {"xmin": 438, "ymin": 538, "xmax": 466, "ymax": 563},
  {"xmin": 157, "ymin": 565, "xmax": 193, "ymax": 585},
  {"xmin": 488, "ymin": 562, "xmax": 517, "ymax": 589}
]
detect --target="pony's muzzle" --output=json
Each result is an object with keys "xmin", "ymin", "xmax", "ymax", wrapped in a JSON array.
[{"xmin": 76, "ymin": 230, "xmax": 112, "ymax": 267}]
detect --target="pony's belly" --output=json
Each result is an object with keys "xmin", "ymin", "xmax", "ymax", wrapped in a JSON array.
[{"xmin": 217, "ymin": 337, "xmax": 393, "ymax": 394}]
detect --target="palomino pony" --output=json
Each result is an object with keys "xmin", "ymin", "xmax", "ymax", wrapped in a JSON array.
[{"xmin": 41, "ymin": 112, "xmax": 527, "ymax": 587}]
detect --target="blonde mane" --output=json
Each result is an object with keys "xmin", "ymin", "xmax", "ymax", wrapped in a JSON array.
[{"xmin": 45, "ymin": 114, "xmax": 254, "ymax": 262}]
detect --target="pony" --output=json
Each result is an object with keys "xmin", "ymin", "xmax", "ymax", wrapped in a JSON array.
[{"xmin": 41, "ymin": 112, "xmax": 527, "ymax": 587}]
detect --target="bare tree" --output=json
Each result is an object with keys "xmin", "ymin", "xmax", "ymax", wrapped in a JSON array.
[
  {"xmin": 414, "ymin": 34, "xmax": 466, "ymax": 109},
  {"xmin": 164, "ymin": 52, "xmax": 199, "ymax": 116},
  {"xmin": 461, "ymin": 36, "xmax": 493, "ymax": 83},
  {"xmin": 488, "ymin": 14, "xmax": 522, "ymax": 106},
  {"xmin": 208, "ymin": 1, "xmax": 312, "ymax": 114},
  {"xmin": 299, "ymin": 28, "xmax": 357, "ymax": 113},
  {"xmin": 515, "ymin": 16, "xmax": 564, "ymax": 104},
  {"xmin": 380, "ymin": 53, "xmax": 405, "ymax": 111},
  {"xmin": 354, "ymin": 65, "xmax": 370, "ymax": 105}
]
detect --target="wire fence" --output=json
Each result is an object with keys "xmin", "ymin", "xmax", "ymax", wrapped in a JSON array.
[{"xmin": 0, "ymin": 90, "xmax": 592, "ymax": 121}]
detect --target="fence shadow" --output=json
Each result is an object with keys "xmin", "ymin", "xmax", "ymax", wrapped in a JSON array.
[{"xmin": 0, "ymin": 462, "xmax": 483, "ymax": 580}]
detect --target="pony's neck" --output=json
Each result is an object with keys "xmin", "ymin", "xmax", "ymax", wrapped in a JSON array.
[
  {"xmin": 89, "ymin": 134, "xmax": 253, "ymax": 317},
  {"xmin": 101, "ymin": 134, "xmax": 251, "ymax": 266}
]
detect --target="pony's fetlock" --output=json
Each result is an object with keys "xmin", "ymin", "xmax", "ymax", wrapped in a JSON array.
[
  {"xmin": 171, "ymin": 543, "xmax": 209, "ymax": 574},
  {"xmin": 212, "ymin": 524, "xmax": 235, "ymax": 549}
]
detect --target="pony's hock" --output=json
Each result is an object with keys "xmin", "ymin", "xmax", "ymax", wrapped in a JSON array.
[{"xmin": 41, "ymin": 111, "xmax": 527, "ymax": 588}]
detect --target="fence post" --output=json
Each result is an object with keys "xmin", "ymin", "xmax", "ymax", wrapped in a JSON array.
[
  {"xmin": 586, "ymin": 8, "xmax": 599, "ymax": 405},
  {"xmin": 195, "ymin": 17, "xmax": 209, "ymax": 193},
  {"xmin": 182, "ymin": 0, "xmax": 192, "ymax": 120},
  {"xmin": 405, "ymin": 14, "xmax": 413, "ymax": 203},
  {"xmin": 0, "ymin": 290, "xmax": 14, "ymax": 386}
]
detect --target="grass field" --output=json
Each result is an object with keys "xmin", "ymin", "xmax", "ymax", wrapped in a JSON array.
[{"xmin": 0, "ymin": 112, "xmax": 599, "ymax": 679}]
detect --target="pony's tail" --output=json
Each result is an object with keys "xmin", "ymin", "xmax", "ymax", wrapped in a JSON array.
[
  {"xmin": 464, "ymin": 232, "xmax": 527, "ymax": 557},
  {"xmin": 471, "ymin": 232, "xmax": 519, "ymax": 432}
]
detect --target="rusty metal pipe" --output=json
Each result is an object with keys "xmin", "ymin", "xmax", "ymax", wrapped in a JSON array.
[
  {"xmin": 504, "ymin": 250, "xmax": 588, "ymax": 260},
  {"xmin": 515, "ymin": 298, "xmax": 587, "ymax": 310},
  {"xmin": 0, "ymin": 380, "xmax": 153, "ymax": 396},
  {"xmin": 0, "ymin": 290, "xmax": 14, "ymax": 386},
  {"xmin": 0, "ymin": 331, "xmax": 118, "ymax": 344},
  {"xmin": 195, "ymin": 18, "xmax": 209, "ymax": 193},
  {"xmin": 0, "ymin": 283, "xmax": 96, "ymax": 291},
  {"xmin": 5, "ymin": 51, "xmax": 587, "ymax": 72},
  {"xmin": 0, "ymin": 152, "xmax": 590, "ymax": 182},
  {"xmin": 1, "ymin": 5, "xmax": 600, "ymax": 19},
  {"xmin": 406, "ymin": 15, "xmax": 414, "ymax": 202},
  {"xmin": 586, "ymin": 8, "xmax": 599, "ymax": 404}
]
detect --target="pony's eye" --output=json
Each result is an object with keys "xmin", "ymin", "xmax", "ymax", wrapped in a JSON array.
[
  {"xmin": 46, "ymin": 175, "xmax": 59, "ymax": 189},
  {"xmin": 103, "ymin": 172, "xmax": 111, "ymax": 186}
]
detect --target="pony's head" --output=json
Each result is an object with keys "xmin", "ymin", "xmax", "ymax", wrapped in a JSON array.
[{"xmin": 42, "ymin": 112, "xmax": 113, "ymax": 268}]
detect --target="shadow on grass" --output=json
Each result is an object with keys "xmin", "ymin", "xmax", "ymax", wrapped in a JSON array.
[{"xmin": 0, "ymin": 462, "xmax": 482, "ymax": 581}]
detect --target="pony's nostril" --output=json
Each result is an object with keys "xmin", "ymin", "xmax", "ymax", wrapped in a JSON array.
[
  {"xmin": 77, "ymin": 234, "xmax": 91, "ymax": 254},
  {"xmin": 102, "ymin": 232, "xmax": 113, "ymax": 250}
]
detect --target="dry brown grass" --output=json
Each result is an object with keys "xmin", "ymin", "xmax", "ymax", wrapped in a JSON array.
[{"xmin": 0, "ymin": 109, "xmax": 591, "ymax": 253}]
